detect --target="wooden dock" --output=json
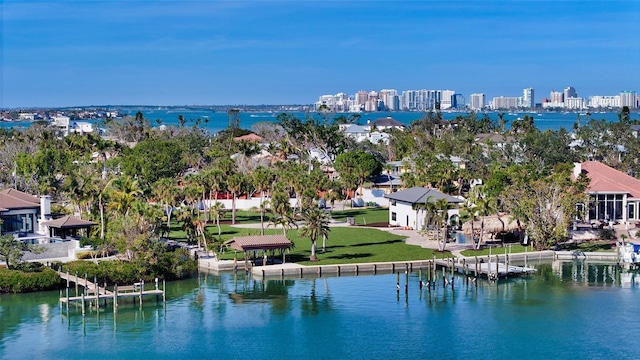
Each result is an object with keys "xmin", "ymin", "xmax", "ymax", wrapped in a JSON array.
[
  {"xmin": 434, "ymin": 258, "xmax": 536, "ymax": 280},
  {"xmin": 57, "ymin": 270, "xmax": 112, "ymax": 296},
  {"xmin": 248, "ymin": 256, "xmax": 535, "ymax": 280},
  {"xmin": 56, "ymin": 270, "xmax": 165, "ymax": 309}
]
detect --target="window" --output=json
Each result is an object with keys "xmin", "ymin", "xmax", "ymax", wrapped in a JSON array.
[{"xmin": 391, "ymin": 212, "xmax": 397, "ymax": 221}]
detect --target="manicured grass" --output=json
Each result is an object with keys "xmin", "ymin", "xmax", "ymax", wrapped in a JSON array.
[
  {"xmin": 328, "ymin": 207, "xmax": 389, "ymax": 225},
  {"xmin": 558, "ymin": 240, "xmax": 616, "ymax": 252},
  {"xmin": 460, "ymin": 244, "xmax": 534, "ymax": 257},
  {"xmin": 217, "ymin": 226, "xmax": 450, "ymax": 265},
  {"xmin": 167, "ymin": 222, "xmax": 265, "ymax": 243},
  {"xmin": 460, "ymin": 241, "xmax": 617, "ymax": 257},
  {"xmin": 168, "ymin": 207, "xmax": 452, "ymax": 266}
]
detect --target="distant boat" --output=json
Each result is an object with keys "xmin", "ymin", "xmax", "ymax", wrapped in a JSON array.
[{"xmin": 536, "ymin": 113, "xmax": 543, "ymax": 116}]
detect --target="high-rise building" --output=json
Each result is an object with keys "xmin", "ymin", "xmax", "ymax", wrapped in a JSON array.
[
  {"xmin": 470, "ymin": 93, "xmax": 485, "ymax": 110},
  {"xmin": 452, "ymin": 94, "xmax": 465, "ymax": 109},
  {"xmin": 364, "ymin": 90, "xmax": 379, "ymax": 112},
  {"xmin": 564, "ymin": 86, "xmax": 577, "ymax": 100},
  {"xmin": 550, "ymin": 90, "xmax": 564, "ymax": 103},
  {"xmin": 522, "ymin": 88, "xmax": 535, "ymax": 108},
  {"xmin": 440, "ymin": 90, "xmax": 455, "ymax": 110},
  {"xmin": 565, "ymin": 97, "xmax": 586, "ymax": 110},
  {"xmin": 355, "ymin": 91, "xmax": 369, "ymax": 106},
  {"xmin": 620, "ymin": 91, "xmax": 638, "ymax": 108},
  {"xmin": 379, "ymin": 89, "xmax": 399, "ymax": 111},
  {"xmin": 491, "ymin": 96, "xmax": 518, "ymax": 110},
  {"xmin": 589, "ymin": 95, "xmax": 620, "ymax": 108},
  {"xmin": 401, "ymin": 90, "xmax": 419, "ymax": 111}
]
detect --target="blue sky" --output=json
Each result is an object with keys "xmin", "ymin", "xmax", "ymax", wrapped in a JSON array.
[{"xmin": 1, "ymin": 0, "xmax": 639, "ymax": 107}]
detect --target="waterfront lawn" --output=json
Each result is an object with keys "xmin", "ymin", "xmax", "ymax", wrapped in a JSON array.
[
  {"xmin": 328, "ymin": 207, "xmax": 389, "ymax": 225},
  {"xmin": 282, "ymin": 227, "xmax": 445, "ymax": 265},
  {"xmin": 460, "ymin": 244, "xmax": 534, "ymax": 257},
  {"xmin": 558, "ymin": 240, "xmax": 616, "ymax": 252}
]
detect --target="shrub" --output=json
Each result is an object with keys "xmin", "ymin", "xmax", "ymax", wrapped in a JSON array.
[
  {"xmin": 598, "ymin": 228, "xmax": 616, "ymax": 240},
  {"xmin": 12, "ymin": 262, "xmax": 45, "ymax": 272},
  {"xmin": 0, "ymin": 268, "xmax": 63, "ymax": 293},
  {"xmin": 60, "ymin": 250, "xmax": 197, "ymax": 285}
]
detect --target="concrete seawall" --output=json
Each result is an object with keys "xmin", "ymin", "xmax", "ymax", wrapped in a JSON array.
[{"xmin": 199, "ymin": 250, "xmax": 621, "ymax": 279}]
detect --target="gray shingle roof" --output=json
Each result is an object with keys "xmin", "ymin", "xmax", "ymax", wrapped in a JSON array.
[
  {"xmin": 372, "ymin": 117, "xmax": 405, "ymax": 128},
  {"xmin": 384, "ymin": 187, "xmax": 463, "ymax": 204}
]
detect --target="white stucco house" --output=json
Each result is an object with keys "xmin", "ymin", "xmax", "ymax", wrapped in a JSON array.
[
  {"xmin": 0, "ymin": 189, "xmax": 96, "ymax": 243},
  {"xmin": 384, "ymin": 187, "xmax": 463, "ymax": 230}
]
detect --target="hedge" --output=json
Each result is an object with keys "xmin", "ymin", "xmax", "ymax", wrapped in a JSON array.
[{"xmin": 0, "ymin": 267, "xmax": 64, "ymax": 293}]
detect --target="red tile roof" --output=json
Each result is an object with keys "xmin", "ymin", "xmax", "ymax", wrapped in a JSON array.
[
  {"xmin": 0, "ymin": 189, "xmax": 40, "ymax": 211},
  {"xmin": 579, "ymin": 161, "xmax": 640, "ymax": 198}
]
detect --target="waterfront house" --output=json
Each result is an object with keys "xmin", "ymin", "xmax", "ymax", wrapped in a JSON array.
[
  {"xmin": 341, "ymin": 124, "xmax": 368, "ymax": 142},
  {"xmin": 0, "ymin": 189, "xmax": 96, "ymax": 242},
  {"xmin": 384, "ymin": 187, "xmax": 463, "ymax": 230},
  {"xmin": 573, "ymin": 161, "xmax": 640, "ymax": 224},
  {"xmin": 365, "ymin": 116, "xmax": 406, "ymax": 132},
  {"xmin": 0, "ymin": 189, "xmax": 48, "ymax": 235},
  {"xmin": 474, "ymin": 133, "xmax": 516, "ymax": 149}
]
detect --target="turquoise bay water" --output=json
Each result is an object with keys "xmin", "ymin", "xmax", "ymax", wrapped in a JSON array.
[
  {"xmin": 1, "ymin": 261, "xmax": 639, "ymax": 359},
  {"xmin": 1, "ymin": 110, "xmax": 630, "ymax": 134}
]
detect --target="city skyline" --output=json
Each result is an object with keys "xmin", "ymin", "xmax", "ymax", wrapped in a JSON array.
[
  {"xmin": 2, "ymin": 1, "xmax": 639, "ymax": 108},
  {"xmin": 314, "ymin": 86, "xmax": 638, "ymax": 111}
]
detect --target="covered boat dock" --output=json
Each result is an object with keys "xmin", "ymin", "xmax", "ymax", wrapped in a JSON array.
[{"xmin": 224, "ymin": 234, "xmax": 292, "ymax": 269}]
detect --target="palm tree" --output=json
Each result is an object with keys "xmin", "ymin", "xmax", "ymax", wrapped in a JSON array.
[
  {"xmin": 106, "ymin": 175, "xmax": 143, "ymax": 217},
  {"xmin": 268, "ymin": 213, "xmax": 298, "ymax": 236},
  {"xmin": 227, "ymin": 173, "xmax": 245, "ymax": 225},
  {"xmin": 252, "ymin": 166, "xmax": 274, "ymax": 235},
  {"xmin": 209, "ymin": 201, "xmax": 225, "ymax": 242},
  {"xmin": 434, "ymin": 198, "xmax": 454, "ymax": 251},
  {"xmin": 459, "ymin": 199, "xmax": 477, "ymax": 247},
  {"xmin": 153, "ymin": 178, "xmax": 180, "ymax": 232},
  {"xmin": 475, "ymin": 195, "xmax": 498, "ymax": 250},
  {"xmin": 299, "ymin": 207, "xmax": 330, "ymax": 261}
]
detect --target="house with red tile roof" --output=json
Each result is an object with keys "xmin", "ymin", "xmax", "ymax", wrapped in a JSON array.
[{"xmin": 573, "ymin": 161, "xmax": 640, "ymax": 223}]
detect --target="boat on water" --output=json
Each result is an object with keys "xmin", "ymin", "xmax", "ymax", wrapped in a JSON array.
[{"xmin": 618, "ymin": 242, "xmax": 640, "ymax": 266}]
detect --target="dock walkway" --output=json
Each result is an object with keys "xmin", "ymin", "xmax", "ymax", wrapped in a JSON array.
[
  {"xmin": 240, "ymin": 255, "xmax": 536, "ymax": 280},
  {"xmin": 55, "ymin": 270, "xmax": 165, "ymax": 308},
  {"xmin": 57, "ymin": 270, "xmax": 112, "ymax": 296}
]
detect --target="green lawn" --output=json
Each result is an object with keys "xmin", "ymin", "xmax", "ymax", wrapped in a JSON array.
[
  {"xmin": 167, "ymin": 206, "xmax": 454, "ymax": 266},
  {"xmin": 167, "ymin": 222, "xmax": 263, "ymax": 243},
  {"xmin": 558, "ymin": 240, "xmax": 616, "ymax": 252},
  {"xmin": 217, "ymin": 227, "xmax": 449, "ymax": 265},
  {"xmin": 328, "ymin": 207, "xmax": 389, "ymax": 225},
  {"xmin": 459, "ymin": 240, "xmax": 616, "ymax": 257},
  {"xmin": 460, "ymin": 244, "xmax": 535, "ymax": 257}
]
